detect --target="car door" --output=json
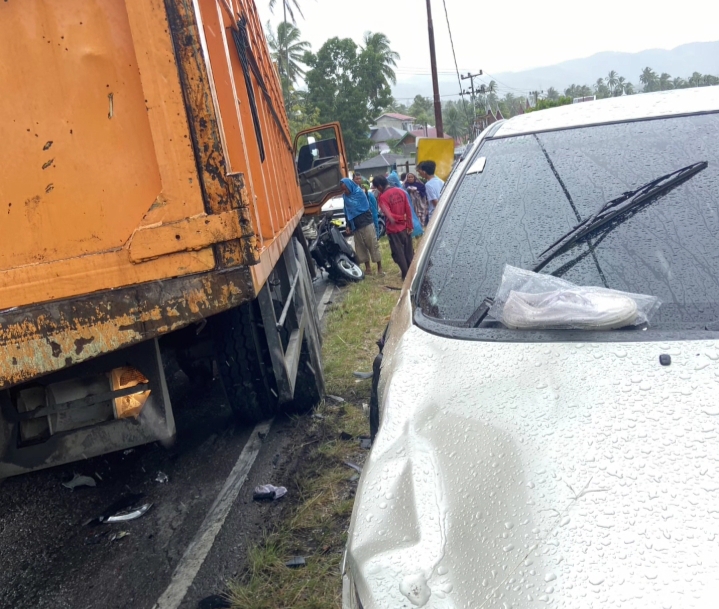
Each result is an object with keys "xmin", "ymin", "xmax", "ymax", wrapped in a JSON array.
[{"xmin": 293, "ymin": 122, "xmax": 349, "ymax": 215}]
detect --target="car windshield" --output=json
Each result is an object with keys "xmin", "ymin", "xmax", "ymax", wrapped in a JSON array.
[{"xmin": 417, "ymin": 112, "xmax": 719, "ymax": 334}]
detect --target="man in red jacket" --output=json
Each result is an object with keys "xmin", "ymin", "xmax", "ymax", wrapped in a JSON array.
[{"xmin": 372, "ymin": 175, "xmax": 414, "ymax": 280}]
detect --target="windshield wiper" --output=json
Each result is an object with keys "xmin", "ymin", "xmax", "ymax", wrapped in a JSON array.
[{"xmin": 466, "ymin": 160, "xmax": 708, "ymax": 328}]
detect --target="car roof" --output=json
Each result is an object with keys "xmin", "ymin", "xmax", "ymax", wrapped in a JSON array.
[{"xmin": 494, "ymin": 86, "xmax": 719, "ymax": 138}]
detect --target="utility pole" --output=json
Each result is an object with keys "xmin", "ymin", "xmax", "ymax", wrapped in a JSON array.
[
  {"xmin": 461, "ymin": 71, "xmax": 483, "ymax": 136},
  {"xmin": 425, "ymin": 0, "xmax": 444, "ymax": 138}
]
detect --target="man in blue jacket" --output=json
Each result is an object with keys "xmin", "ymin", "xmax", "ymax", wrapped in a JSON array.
[{"xmin": 340, "ymin": 177, "xmax": 383, "ymax": 276}]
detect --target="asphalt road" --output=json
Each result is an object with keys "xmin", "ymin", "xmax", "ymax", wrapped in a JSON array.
[{"xmin": 0, "ymin": 275, "xmax": 335, "ymax": 609}]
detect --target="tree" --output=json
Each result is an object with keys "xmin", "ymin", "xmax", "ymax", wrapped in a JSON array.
[
  {"xmin": 659, "ymin": 72, "xmax": 672, "ymax": 90},
  {"xmin": 672, "ymin": 76, "xmax": 686, "ymax": 89},
  {"xmin": 266, "ymin": 21, "xmax": 310, "ymax": 107},
  {"xmin": 268, "ymin": 0, "xmax": 304, "ymax": 24},
  {"xmin": 640, "ymin": 67, "xmax": 658, "ymax": 92},
  {"xmin": 546, "ymin": 87, "xmax": 559, "ymax": 101},
  {"xmin": 606, "ymin": 70, "xmax": 619, "ymax": 93},
  {"xmin": 624, "ymin": 81, "xmax": 635, "ymax": 95},
  {"xmin": 689, "ymin": 72, "xmax": 703, "ymax": 87},
  {"xmin": 359, "ymin": 32, "xmax": 400, "ymax": 115},
  {"xmin": 444, "ymin": 105, "xmax": 465, "ymax": 139},
  {"xmin": 304, "ymin": 36, "xmax": 399, "ymax": 163},
  {"xmin": 615, "ymin": 76, "xmax": 626, "ymax": 96}
]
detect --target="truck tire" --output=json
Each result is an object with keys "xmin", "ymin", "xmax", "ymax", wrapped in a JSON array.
[{"xmin": 212, "ymin": 300, "xmax": 279, "ymax": 424}]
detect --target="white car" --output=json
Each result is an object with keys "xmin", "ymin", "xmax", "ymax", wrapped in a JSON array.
[
  {"xmin": 344, "ymin": 87, "xmax": 719, "ymax": 609},
  {"xmin": 321, "ymin": 194, "xmax": 346, "ymax": 229}
]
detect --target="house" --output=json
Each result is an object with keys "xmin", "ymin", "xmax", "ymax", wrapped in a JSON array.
[
  {"xmin": 397, "ymin": 127, "xmax": 453, "ymax": 156},
  {"xmin": 353, "ymin": 152, "xmax": 414, "ymax": 177},
  {"xmin": 369, "ymin": 125, "xmax": 406, "ymax": 153},
  {"xmin": 374, "ymin": 112, "xmax": 415, "ymax": 132}
]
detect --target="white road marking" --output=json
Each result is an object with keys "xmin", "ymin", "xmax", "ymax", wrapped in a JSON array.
[
  {"xmin": 153, "ymin": 286, "xmax": 333, "ymax": 609},
  {"xmin": 316, "ymin": 282, "xmax": 334, "ymax": 321},
  {"xmin": 153, "ymin": 419, "xmax": 272, "ymax": 609}
]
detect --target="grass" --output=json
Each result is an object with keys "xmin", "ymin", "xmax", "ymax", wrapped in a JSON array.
[{"xmin": 227, "ymin": 237, "xmax": 404, "ymax": 609}]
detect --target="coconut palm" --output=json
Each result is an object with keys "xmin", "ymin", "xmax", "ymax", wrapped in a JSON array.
[
  {"xmin": 546, "ymin": 87, "xmax": 559, "ymax": 101},
  {"xmin": 268, "ymin": 0, "xmax": 304, "ymax": 24},
  {"xmin": 640, "ymin": 67, "xmax": 658, "ymax": 92},
  {"xmin": 615, "ymin": 76, "xmax": 626, "ymax": 96},
  {"xmin": 361, "ymin": 32, "xmax": 400, "ymax": 85},
  {"xmin": 624, "ymin": 82, "xmax": 635, "ymax": 95},
  {"xmin": 659, "ymin": 72, "xmax": 672, "ymax": 90},
  {"xmin": 267, "ymin": 21, "xmax": 310, "ymax": 83},
  {"xmin": 672, "ymin": 77, "xmax": 686, "ymax": 89},
  {"xmin": 606, "ymin": 70, "xmax": 619, "ymax": 93},
  {"xmin": 689, "ymin": 72, "xmax": 703, "ymax": 87}
]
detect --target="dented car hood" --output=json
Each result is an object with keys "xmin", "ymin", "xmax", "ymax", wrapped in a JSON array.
[{"xmin": 346, "ymin": 322, "xmax": 719, "ymax": 608}]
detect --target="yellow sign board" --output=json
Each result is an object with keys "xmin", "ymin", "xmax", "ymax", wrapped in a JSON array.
[{"xmin": 416, "ymin": 138, "xmax": 455, "ymax": 181}]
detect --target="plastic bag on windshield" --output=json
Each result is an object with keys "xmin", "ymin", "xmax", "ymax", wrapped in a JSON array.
[{"xmin": 489, "ymin": 265, "xmax": 661, "ymax": 330}]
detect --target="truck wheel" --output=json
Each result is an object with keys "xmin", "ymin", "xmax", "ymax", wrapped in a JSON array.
[{"xmin": 212, "ymin": 300, "xmax": 279, "ymax": 424}]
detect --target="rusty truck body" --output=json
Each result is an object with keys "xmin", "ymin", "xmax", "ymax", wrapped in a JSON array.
[{"xmin": 0, "ymin": 0, "xmax": 348, "ymax": 477}]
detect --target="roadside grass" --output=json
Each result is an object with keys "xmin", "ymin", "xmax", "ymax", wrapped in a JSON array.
[{"xmin": 227, "ymin": 238, "xmax": 404, "ymax": 609}]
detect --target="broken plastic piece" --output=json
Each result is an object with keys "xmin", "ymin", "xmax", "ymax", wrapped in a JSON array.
[
  {"xmin": 344, "ymin": 461, "xmax": 363, "ymax": 474},
  {"xmin": 339, "ymin": 431, "xmax": 354, "ymax": 441},
  {"xmin": 326, "ymin": 394, "xmax": 345, "ymax": 403},
  {"xmin": 106, "ymin": 503, "xmax": 152, "ymax": 523},
  {"xmin": 353, "ymin": 371, "xmax": 373, "ymax": 379},
  {"xmin": 156, "ymin": 471, "xmax": 169, "ymax": 484},
  {"xmin": 359, "ymin": 437, "xmax": 372, "ymax": 450},
  {"xmin": 62, "ymin": 473, "xmax": 97, "ymax": 490},
  {"xmin": 253, "ymin": 484, "xmax": 288, "ymax": 501},
  {"xmin": 110, "ymin": 531, "xmax": 130, "ymax": 541},
  {"xmin": 285, "ymin": 556, "xmax": 306, "ymax": 568}
]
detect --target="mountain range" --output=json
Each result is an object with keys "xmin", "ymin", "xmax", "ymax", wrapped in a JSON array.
[{"xmin": 392, "ymin": 41, "xmax": 719, "ymax": 101}]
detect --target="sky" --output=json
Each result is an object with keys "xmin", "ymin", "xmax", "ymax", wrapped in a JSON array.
[{"xmin": 257, "ymin": 0, "xmax": 719, "ymax": 103}]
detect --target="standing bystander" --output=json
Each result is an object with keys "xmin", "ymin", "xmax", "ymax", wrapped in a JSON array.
[
  {"xmin": 372, "ymin": 175, "xmax": 414, "ymax": 280},
  {"xmin": 417, "ymin": 160, "xmax": 444, "ymax": 222},
  {"xmin": 340, "ymin": 178, "xmax": 382, "ymax": 276}
]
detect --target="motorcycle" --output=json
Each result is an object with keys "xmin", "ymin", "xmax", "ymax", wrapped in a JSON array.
[{"xmin": 309, "ymin": 215, "xmax": 365, "ymax": 285}]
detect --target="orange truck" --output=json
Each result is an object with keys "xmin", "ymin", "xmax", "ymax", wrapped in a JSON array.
[{"xmin": 0, "ymin": 0, "xmax": 349, "ymax": 477}]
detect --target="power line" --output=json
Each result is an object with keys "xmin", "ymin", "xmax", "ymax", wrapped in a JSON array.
[{"xmin": 441, "ymin": 0, "xmax": 475, "ymax": 137}]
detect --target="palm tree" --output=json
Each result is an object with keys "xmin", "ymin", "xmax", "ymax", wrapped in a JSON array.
[
  {"xmin": 624, "ymin": 82, "xmax": 635, "ymax": 95},
  {"xmin": 546, "ymin": 87, "xmax": 559, "ymax": 101},
  {"xmin": 606, "ymin": 70, "xmax": 619, "ymax": 93},
  {"xmin": 672, "ymin": 77, "xmax": 686, "ymax": 89},
  {"xmin": 268, "ymin": 0, "xmax": 304, "ymax": 24},
  {"xmin": 266, "ymin": 21, "xmax": 310, "ymax": 106},
  {"xmin": 639, "ymin": 67, "xmax": 658, "ymax": 92},
  {"xmin": 659, "ymin": 72, "xmax": 672, "ymax": 90},
  {"xmin": 444, "ymin": 106, "xmax": 465, "ymax": 139},
  {"xmin": 615, "ymin": 76, "xmax": 626, "ymax": 96},
  {"xmin": 487, "ymin": 81, "xmax": 498, "ymax": 112},
  {"xmin": 362, "ymin": 32, "xmax": 400, "ymax": 85},
  {"xmin": 689, "ymin": 72, "xmax": 703, "ymax": 87}
]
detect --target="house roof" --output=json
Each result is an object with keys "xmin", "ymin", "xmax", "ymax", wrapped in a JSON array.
[
  {"xmin": 375, "ymin": 112, "xmax": 415, "ymax": 121},
  {"xmin": 400, "ymin": 127, "xmax": 453, "ymax": 142},
  {"xmin": 354, "ymin": 152, "xmax": 406, "ymax": 171},
  {"xmin": 370, "ymin": 126, "xmax": 406, "ymax": 142}
]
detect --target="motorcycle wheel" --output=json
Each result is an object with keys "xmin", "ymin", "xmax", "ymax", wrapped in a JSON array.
[
  {"xmin": 378, "ymin": 217, "xmax": 387, "ymax": 238},
  {"xmin": 330, "ymin": 253, "xmax": 364, "ymax": 284}
]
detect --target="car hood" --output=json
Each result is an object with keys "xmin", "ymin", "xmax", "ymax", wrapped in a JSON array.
[{"xmin": 347, "ymin": 326, "xmax": 719, "ymax": 608}]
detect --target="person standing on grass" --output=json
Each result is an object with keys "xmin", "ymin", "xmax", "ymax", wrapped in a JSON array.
[
  {"xmin": 417, "ymin": 160, "xmax": 444, "ymax": 222},
  {"xmin": 340, "ymin": 178, "xmax": 383, "ymax": 276},
  {"xmin": 353, "ymin": 172, "xmax": 380, "ymax": 239},
  {"xmin": 372, "ymin": 175, "xmax": 414, "ymax": 280},
  {"xmin": 388, "ymin": 172, "xmax": 423, "ymax": 238},
  {"xmin": 403, "ymin": 172, "xmax": 429, "ymax": 227}
]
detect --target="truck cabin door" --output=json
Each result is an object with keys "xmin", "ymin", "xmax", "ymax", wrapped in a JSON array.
[{"xmin": 293, "ymin": 122, "xmax": 349, "ymax": 215}]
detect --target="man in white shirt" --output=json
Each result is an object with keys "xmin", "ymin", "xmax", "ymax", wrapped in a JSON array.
[{"xmin": 418, "ymin": 160, "xmax": 444, "ymax": 222}]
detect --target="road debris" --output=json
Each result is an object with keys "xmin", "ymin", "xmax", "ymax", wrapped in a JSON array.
[
  {"xmin": 352, "ymin": 371, "xmax": 373, "ymax": 379},
  {"xmin": 339, "ymin": 431, "xmax": 354, "ymax": 441},
  {"xmin": 109, "ymin": 531, "xmax": 130, "ymax": 542},
  {"xmin": 326, "ymin": 394, "xmax": 345, "ymax": 403},
  {"xmin": 123, "ymin": 449, "xmax": 135, "ymax": 455},
  {"xmin": 359, "ymin": 437, "xmax": 372, "ymax": 450},
  {"xmin": 62, "ymin": 473, "xmax": 97, "ymax": 490},
  {"xmin": 198, "ymin": 595, "xmax": 231, "ymax": 609},
  {"xmin": 344, "ymin": 461, "xmax": 363, "ymax": 474},
  {"xmin": 106, "ymin": 503, "xmax": 153, "ymax": 523},
  {"xmin": 155, "ymin": 471, "xmax": 169, "ymax": 484},
  {"xmin": 285, "ymin": 556, "xmax": 306, "ymax": 568},
  {"xmin": 253, "ymin": 484, "xmax": 287, "ymax": 501}
]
